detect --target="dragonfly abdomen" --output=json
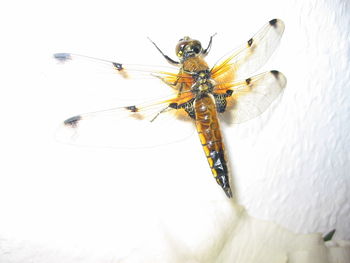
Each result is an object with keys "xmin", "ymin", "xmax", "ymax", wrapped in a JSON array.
[{"xmin": 194, "ymin": 94, "xmax": 232, "ymax": 198}]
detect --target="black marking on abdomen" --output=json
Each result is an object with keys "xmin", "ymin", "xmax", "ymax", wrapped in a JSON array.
[
  {"xmin": 125, "ymin": 105, "xmax": 138, "ymax": 112},
  {"xmin": 246, "ymin": 78, "xmax": 252, "ymax": 85},
  {"xmin": 202, "ymin": 139, "xmax": 221, "ymax": 147},
  {"xmin": 209, "ymin": 149, "xmax": 232, "ymax": 198},
  {"xmin": 210, "ymin": 150, "xmax": 227, "ymax": 171},
  {"xmin": 248, "ymin": 38, "xmax": 253, "ymax": 47},
  {"xmin": 112, "ymin": 62, "xmax": 123, "ymax": 71},
  {"xmin": 64, "ymin": 115, "xmax": 81, "ymax": 128},
  {"xmin": 269, "ymin": 19, "xmax": 277, "ymax": 27}
]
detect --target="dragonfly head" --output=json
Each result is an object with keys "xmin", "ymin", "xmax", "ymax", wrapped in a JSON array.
[{"xmin": 176, "ymin": 37, "xmax": 202, "ymax": 60}]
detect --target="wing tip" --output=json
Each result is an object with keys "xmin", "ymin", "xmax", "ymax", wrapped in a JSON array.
[
  {"xmin": 270, "ymin": 70, "xmax": 287, "ymax": 88},
  {"xmin": 269, "ymin": 18, "xmax": 285, "ymax": 32},
  {"xmin": 270, "ymin": 70, "xmax": 279, "ymax": 77},
  {"xmin": 53, "ymin": 53, "xmax": 72, "ymax": 62},
  {"xmin": 269, "ymin": 19, "xmax": 278, "ymax": 26},
  {"xmin": 64, "ymin": 115, "xmax": 82, "ymax": 128}
]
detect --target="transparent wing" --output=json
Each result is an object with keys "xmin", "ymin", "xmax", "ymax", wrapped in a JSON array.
[
  {"xmin": 211, "ymin": 19, "xmax": 285, "ymax": 82},
  {"xmin": 215, "ymin": 71, "xmax": 286, "ymax": 124},
  {"xmin": 53, "ymin": 53, "xmax": 191, "ymax": 84},
  {"xmin": 56, "ymin": 93, "xmax": 196, "ymax": 148}
]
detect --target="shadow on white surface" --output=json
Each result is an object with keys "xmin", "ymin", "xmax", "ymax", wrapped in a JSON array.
[{"xmin": 1, "ymin": 201, "xmax": 349, "ymax": 263}]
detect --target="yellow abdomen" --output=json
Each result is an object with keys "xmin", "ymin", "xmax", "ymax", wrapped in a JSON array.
[{"xmin": 194, "ymin": 94, "xmax": 232, "ymax": 198}]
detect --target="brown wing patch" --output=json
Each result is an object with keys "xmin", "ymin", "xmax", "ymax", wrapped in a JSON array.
[{"xmin": 163, "ymin": 91, "xmax": 195, "ymax": 119}]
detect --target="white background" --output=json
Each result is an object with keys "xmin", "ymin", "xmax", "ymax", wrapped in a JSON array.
[{"xmin": 0, "ymin": 0, "xmax": 349, "ymax": 261}]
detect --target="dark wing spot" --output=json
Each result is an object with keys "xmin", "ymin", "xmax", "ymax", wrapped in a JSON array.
[
  {"xmin": 112, "ymin": 62, "xmax": 123, "ymax": 71},
  {"xmin": 223, "ymin": 187, "xmax": 232, "ymax": 198},
  {"xmin": 226, "ymin": 90, "xmax": 233, "ymax": 96},
  {"xmin": 270, "ymin": 70, "xmax": 287, "ymax": 87},
  {"xmin": 270, "ymin": 70, "xmax": 280, "ymax": 79},
  {"xmin": 269, "ymin": 19, "xmax": 278, "ymax": 27},
  {"xmin": 247, "ymin": 38, "xmax": 253, "ymax": 47},
  {"xmin": 125, "ymin": 105, "xmax": 138, "ymax": 112},
  {"xmin": 64, "ymin": 115, "xmax": 81, "ymax": 128},
  {"xmin": 169, "ymin": 102, "xmax": 178, "ymax": 109},
  {"xmin": 245, "ymin": 78, "xmax": 252, "ymax": 85},
  {"xmin": 54, "ymin": 53, "xmax": 71, "ymax": 62}
]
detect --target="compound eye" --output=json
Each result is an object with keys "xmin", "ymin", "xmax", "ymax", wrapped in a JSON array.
[
  {"xmin": 192, "ymin": 42, "xmax": 202, "ymax": 54},
  {"xmin": 193, "ymin": 45, "xmax": 201, "ymax": 54}
]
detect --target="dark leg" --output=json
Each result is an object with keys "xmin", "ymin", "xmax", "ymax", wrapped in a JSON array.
[
  {"xmin": 154, "ymin": 74, "xmax": 179, "ymax": 88},
  {"xmin": 148, "ymin": 37, "xmax": 180, "ymax": 66},
  {"xmin": 177, "ymin": 80, "xmax": 190, "ymax": 97},
  {"xmin": 203, "ymin": 33, "xmax": 217, "ymax": 56},
  {"xmin": 150, "ymin": 106, "xmax": 170, "ymax": 122}
]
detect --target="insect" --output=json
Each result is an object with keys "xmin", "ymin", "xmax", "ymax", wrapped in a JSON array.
[{"xmin": 54, "ymin": 19, "xmax": 286, "ymax": 198}]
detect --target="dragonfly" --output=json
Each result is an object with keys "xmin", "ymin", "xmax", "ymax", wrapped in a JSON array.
[{"xmin": 54, "ymin": 19, "xmax": 286, "ymax": 198}]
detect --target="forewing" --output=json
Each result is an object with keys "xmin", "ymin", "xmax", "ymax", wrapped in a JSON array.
[
  {"xmin": 53, "ymin": 53, "xmax": 188, "ymax": 84},
  {"xmin": 211, "ymin": 19, "xmax": 285, "ymax": 82},
  {"xmin": 216, "ymin": 71, "xmax": 286, "ymax": 124},
  {"xmin": 56, "ymin": 94, "xmax": 196, "ymax": 148}
]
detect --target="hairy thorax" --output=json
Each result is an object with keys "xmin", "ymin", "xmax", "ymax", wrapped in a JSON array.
[{"xmin": 182, "ymin": 56, "xmax": 209, "ymax": 72}]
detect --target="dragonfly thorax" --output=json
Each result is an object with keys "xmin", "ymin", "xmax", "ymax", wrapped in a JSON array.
[
  {"xmin": 191, "ymin": 70, "xmax": 214, "ymax": 95},
  {"xmin": 193, "ymin": 70, "xmax": 211, "ymax": 83}
]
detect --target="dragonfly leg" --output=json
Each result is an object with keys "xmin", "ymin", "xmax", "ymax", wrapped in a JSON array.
[
  {"xmin": 148, "ymin": 37, "xmax": 180, "ymax": 66},
  {"xmin": 177, "ymin": 82, "xmax": 185, "ymax": 96},
  {"xmin": 150, "ymin": 106, "xmax": 170, "ymax": 122},
  {"xmin": 203, "ymin": 33, "xmax": 217, "ymax": 56},
  {"xmin": 153, "ymin": 74, "xmax": 178, "ymax": 88}
]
